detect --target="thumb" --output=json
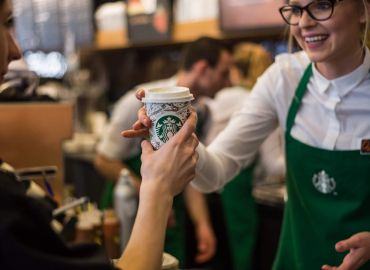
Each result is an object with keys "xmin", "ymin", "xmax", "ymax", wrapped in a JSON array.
[
  {"xmin": 141, "ymin": 140, "xmax": 154, "ymax": 155},
  {"xmin": 335, "ymin": 233, "xmax": 363, "ymax": 252}
]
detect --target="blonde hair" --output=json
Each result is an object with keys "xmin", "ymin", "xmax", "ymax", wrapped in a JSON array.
[
  {"xmin": 362, "ymin": 0, "xmax": 370, "ymax": 48},
  {"xmin": 232, "ymin": 43, "xmax": 273, "ymax": 89}
]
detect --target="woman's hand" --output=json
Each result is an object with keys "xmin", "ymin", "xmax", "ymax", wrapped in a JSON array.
[
  {"xmin": 139, "ymin": 111, "xmax": 199, "ymax": 197},
  {"xmin": 121, "ymin": 89, "xmax": 151, "ymax": 138},
  {"xmin": 194, "ymin": 221, "xmax": 217, "ymax": 264},
  {"xmin": 322, "ymin": 232, "xmax": 370, "ymax": 270}
]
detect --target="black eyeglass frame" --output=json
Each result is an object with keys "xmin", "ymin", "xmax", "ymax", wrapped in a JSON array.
[{"xmin": 279, "ymin": 0, "xmax": 344, "ymax": 26}]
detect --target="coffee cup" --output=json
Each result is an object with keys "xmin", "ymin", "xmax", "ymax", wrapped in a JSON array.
[{"xmin": 142, "ymin": 86, "xmax": 194, "ymax": 149}]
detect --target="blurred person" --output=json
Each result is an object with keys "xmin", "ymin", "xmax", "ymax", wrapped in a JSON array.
[
  {"xmin": 95, "ymin": 36, "xmax": 231, "ymax": 266},
  {"xmin": 0, "ymin": 0, "xmax": 199, "ymax": 269},
  {"xmin": 203, "ymin": 42, "xmax": 284, "ymax": 270}
]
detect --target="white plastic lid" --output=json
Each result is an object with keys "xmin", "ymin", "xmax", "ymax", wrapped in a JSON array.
[{"xmin": 142, "ymin": 86, "xmax": 194, "ymax": 103}]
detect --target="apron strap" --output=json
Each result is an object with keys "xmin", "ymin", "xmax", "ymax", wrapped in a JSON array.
[{"xmin": 286, "ymin": 63, "xmax": 313, "ymax": 134}]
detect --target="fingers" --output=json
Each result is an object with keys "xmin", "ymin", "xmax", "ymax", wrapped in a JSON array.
[
  {"xmin": 322, "ymin": 232, "xmax": 370, "ymax": 270},
  {"xmin": 335, "ymin": 233, "xmax": 369, "ymax": 252},
  {"xmin": 135, "ymin": 88, "xmax": 145, "ymax": 101},
  {"xmin": 190, "ymin": 133, "xmax": 199, "ymax": 149},
  {"xmin": 121, "ymin": 128, "xmax": 148, "ymax": 138},
  {"xmin": 322, "ymin": 265, "xmax": 337, "ymax": 270},
  {"xmin": 174, "ymin": 111, "xmax": 198, "ymax": 142},
  {"xmin": 132, "ymin": 119, "xmax": 145, "ymax": 130},
  {"xmin": 138, "ymin": 107, "xmax": 152, "ymax": 128},
  {"xmin": 336, "ymin": 238, "xmax": 357, "ymax": 253}
]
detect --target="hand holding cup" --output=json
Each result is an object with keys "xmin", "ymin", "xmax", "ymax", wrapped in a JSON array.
[{"xmin": 122, "ymin": 86, "xmax": 194, "ymax": 150}]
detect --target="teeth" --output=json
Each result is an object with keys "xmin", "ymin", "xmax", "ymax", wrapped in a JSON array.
[{"xmin": 305, "ymin": 35, "xmax": 327, "ymax": 43}]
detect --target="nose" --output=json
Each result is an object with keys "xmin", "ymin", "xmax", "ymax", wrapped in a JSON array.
[
  {"xmin": 8, "ymin": 31, "xmax": 22, "ymax": 62},
  {"xmin": 298, "ymin": 9, "xmax": 316, "ymax": 28}
]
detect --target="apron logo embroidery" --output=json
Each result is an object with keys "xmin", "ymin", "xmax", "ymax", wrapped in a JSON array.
[
  {"xmin": 312, "ymin": 170, "xmax": 336, "ymax": 194},
  {"xmin": 360, "ymin": 139, "xmax": 370, "ymax": 155}
]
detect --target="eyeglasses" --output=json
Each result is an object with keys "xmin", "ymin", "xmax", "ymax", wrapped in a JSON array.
[{"xmin": 279, "ymin": 0, "xmax": 343, "ymax": 26}]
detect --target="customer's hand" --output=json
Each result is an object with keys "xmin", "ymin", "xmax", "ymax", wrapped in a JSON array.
[
  {"xmin": 121, "ymin": 89, "xmax": 150, "ymax": 138},
  {"xmin": 322, "ymin": 232, "xmax": 370, "ymax": 270},
  {"xmin": 139, "ymin": 111, "xmax": 199, "ymax": 197}
]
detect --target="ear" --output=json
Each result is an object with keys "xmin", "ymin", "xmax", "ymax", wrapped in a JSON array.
[{"xmin": 191, "ymin": 60, "xmax": 208, "ymax": 76}]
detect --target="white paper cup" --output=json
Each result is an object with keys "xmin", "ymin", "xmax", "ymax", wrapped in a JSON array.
[{"xmin": 142, "ymin": 86, "xmax": 194, "ymax": 149}]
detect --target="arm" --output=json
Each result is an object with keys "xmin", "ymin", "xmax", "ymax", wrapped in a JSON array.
[
  {"xmin": 94, "ymin": 154, "xmax": 141, "ymax": 190},
  {"xmin": 322, "ymin": 232, "xmax": 370, "ymax": 270},
  {"xmin": 122, "ymin": 80, "xmax": 280, "ymax": 194},
  {"xmin": 95, "ymin": 91, "xmax": 143, "ymax": 186},
  {"xmin": 94, "ymin": 153, "xmax": 125, "ymax": 183},
  {"xmin": 116, "ymin": 111, "xmax": 199, "ymax": 270},
  {"xmin": 183, "ymin": 185, "xmax": 216, "ymax": 263}
]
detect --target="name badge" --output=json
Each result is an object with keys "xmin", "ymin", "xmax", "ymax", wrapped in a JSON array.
[{"xmin": 360, "ymin": 139, "xmax": 370, "ymax": 155}]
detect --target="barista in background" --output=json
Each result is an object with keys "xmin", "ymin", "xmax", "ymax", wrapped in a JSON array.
[
  {"xmin": 95, "ymin": 36, "xmax": 231, "ymax": 266},
  {"xmin": 203, "ymin": 42, "xmax": 285, "ymax": 270}
]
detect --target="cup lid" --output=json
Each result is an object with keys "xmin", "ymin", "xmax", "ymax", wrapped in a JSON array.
[{"xmin": 142, "ymin": 86, "xmax": 194, "ymax": 103}]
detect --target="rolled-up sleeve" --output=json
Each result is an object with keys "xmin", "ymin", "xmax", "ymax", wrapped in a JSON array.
[{"xmin": 192, "ymin": 64, "xmax": 280, "ymax": 193}]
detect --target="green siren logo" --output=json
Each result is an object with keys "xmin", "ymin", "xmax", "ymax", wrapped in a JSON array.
[{"xmin": 155, "ymin": 114, "xmax": 182, "ymax": 143}]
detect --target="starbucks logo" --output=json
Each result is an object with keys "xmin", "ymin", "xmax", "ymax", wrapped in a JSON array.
[
  {"xmin": 312, "ymin": 170, "xmax": 337, "ymax": 194},
  {"xmin": 155, "ymin": 115, "xmax": 182, "ymax": 143}
]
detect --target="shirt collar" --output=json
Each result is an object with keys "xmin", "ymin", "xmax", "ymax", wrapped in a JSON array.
[{"xmin": 312, "ymin": 47, "xmax": 370, "ymax": 97}]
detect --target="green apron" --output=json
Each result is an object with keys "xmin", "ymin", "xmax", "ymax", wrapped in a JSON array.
[
  {"xmin": 221, "ymin": 164, "xmax": 258, "ymax": 270},
  {"xmin": 99, "ymin": 154, "xmax": 187, "ymax": 267},
  {"xmin": 273, "ymin": 63, "xmax": 370, "ymax": 269}
]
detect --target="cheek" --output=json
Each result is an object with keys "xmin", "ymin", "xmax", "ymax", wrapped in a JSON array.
[{"xmin": 0, "ymin": 33, "xmax": 7, "ymax": 62}]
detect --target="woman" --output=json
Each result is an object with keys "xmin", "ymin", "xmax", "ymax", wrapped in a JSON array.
[
  {"xmin": 124, "ymin": 0, "xmax": 370, "ymax": 269},
  {"xmin": 0, "ymin": 1, "xmax": 199, "ymax": 269}
]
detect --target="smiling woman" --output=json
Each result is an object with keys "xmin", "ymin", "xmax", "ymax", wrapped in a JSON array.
[{"xmin": 152, "ymin": 0, "xmax": 370, "ymax": 269}]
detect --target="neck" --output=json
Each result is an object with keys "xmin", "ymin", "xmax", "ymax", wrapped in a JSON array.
[{"xmin": 315, "ymin": 47, "xmax": 365, "ymax": 80}]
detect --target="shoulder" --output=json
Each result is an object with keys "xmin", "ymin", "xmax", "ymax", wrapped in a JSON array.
[
  {"xmin": 210, "ymin": 86, "xmax": 249, "ymax": 110},
  {"xmin": 269, "ymin": 50, "xmax": 310, "ymax": 79},
  {"xmin": 207, "ymin": 86, "xmax": 250, "ymax": 121},
  {"xmin": 111, "ymin": 90, "xmax": 142, "ymax": 120},
  {"xmin": 256, "ymin": 50, "xmax": 310, "ymax": 95},
  {"xmin": 114, "ymin": 89, "xmax": 141, "ymax": 109}
]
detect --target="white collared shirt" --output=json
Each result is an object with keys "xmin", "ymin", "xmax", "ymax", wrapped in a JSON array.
[{"xmin": 193, "ymin": 48, "xmax": 370, "ymax": 192}]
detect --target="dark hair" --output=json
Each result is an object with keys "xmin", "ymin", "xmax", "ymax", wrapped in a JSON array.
[
  {"xmin": 179, "ymin": 37, "xmax": 228, "ymax": 71},
  {"xmin": 0, "ymin": 0, "xmax": 4, "ymax": 7}
]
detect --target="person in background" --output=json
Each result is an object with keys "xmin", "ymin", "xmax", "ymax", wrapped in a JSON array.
[
  {"xmin": 203, "ymin": 42, "xmax": 285, "ymax": 270},
  {"xmin": 0, "ymin": 0, "xmax": 199, "ymax": 269},
  {"xmin": 125, "ymin": 0, "xmax": 370, "ymax": 269},
  {"xmin": 227, "ymin": 43, "xmax": 286, "ymax": 189},
  {"xmin": 95, "ymin": 36, "xmax": 231, "ymax": 266}
]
